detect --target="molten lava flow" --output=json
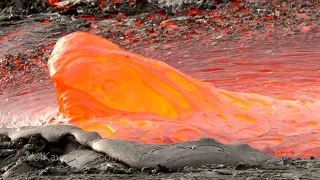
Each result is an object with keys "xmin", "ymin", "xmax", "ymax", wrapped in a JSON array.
[{"xmin": 48, "ymin": 31, "xmax": 320, "ymax": 158}]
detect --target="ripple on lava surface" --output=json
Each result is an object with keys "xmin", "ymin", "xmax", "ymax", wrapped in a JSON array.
[{"xmin": 139, "ymin": 37, "xmax": 320, "ymax": 101}]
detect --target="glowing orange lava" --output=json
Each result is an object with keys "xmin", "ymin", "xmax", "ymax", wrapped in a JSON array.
[
  {"xmin": 47, "ymin": 0, "xmax": 59, "ymax": 6},
  {"xmin": 48, "ymin": 31, "xmax": 320, "ymax": 158}
]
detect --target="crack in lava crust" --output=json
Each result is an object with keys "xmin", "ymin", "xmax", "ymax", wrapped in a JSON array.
[{"xmin": 48, "ymin": 31, "xmax": 320, "ymax": 159}]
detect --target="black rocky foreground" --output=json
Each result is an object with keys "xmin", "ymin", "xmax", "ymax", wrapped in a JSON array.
[
  {"xmin": 0, "ymin": 125, "xmax": 320, "ymax": 180},
  {"xmin": 1, "ymin": 0, "xmax": 320, "ymax": 179}
]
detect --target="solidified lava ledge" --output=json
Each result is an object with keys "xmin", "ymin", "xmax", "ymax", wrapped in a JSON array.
[{"xmin": 1, "ymin": 0, "xmax": 320, "ymax": 179}]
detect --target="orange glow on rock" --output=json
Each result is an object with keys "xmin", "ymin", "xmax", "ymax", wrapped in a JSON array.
[
  {"xmin": 135, "ymin": 20, "xmax": 143, "ymax": 26},
  {"xmin": 160, "ymin": 21, "xmax": 175, "ymax": 27},
  {"xmin": 40, "ymin": 19, "xmax": 53, "ymax": 23},
  {"xmin": 48, "ymin": 31, "xmax": 320, "ymax": 158},
  {"xmin": 47, "ymin": 0, "xmax": 59, "ymax": 6},
  {"xmin": 188, "ymin": 8, "xmax": 203, "ymax": 16}
]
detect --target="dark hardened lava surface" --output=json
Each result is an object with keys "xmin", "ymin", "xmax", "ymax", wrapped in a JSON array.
[
  {"xmin": 1, "ymin": 133, "xmax": 320, "ymax": 180},
  {"xmin": 1, "ymin": 0, "xmax": 320, "ymax": 179}
]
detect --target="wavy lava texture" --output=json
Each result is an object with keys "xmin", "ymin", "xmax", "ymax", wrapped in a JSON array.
[{"xmin": 48, "ymin": 31, "xmax": 320, "ymax": 158}]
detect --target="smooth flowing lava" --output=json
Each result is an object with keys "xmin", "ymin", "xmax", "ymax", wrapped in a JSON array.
[{"xmin": 48, "ymin": 31, "xmax": 320, "ymax": 158}]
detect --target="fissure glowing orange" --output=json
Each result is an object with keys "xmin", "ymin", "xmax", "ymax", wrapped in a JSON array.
[{"xmin": 48, "ymin": 31, "xmax": 320, "ymax": 158}]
